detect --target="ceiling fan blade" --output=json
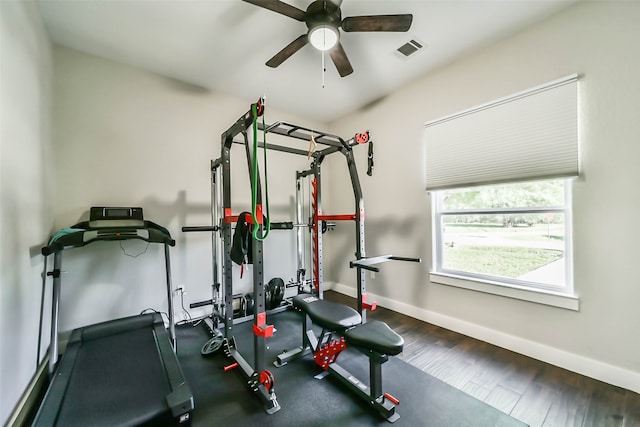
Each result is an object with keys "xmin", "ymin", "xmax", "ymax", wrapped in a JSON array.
[
  {"xmin": 329, "ymin": 42, "xmax": 353, "ymax": 77},
  {"xmin": 241, "ymin": 0, "xmax": 306, "ymax": 21},
  {"xmin": 341, "ymin": 14, "xmax": 413, "ymax": 32},
  {"xmin": 266, "ymin": 34, "xmax": 308, "ymax": 68}
]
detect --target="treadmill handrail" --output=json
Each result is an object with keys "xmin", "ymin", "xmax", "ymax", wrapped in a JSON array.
[
  {"xmin": 41, "ymin": 217, "xmax": 178, "ymax": 376},
  {"xmin": 42, "ymin": 220, "xmax": 175, "ymax": 256}
]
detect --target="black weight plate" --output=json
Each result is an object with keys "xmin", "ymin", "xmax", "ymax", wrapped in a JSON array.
[
  {"xmin": 268, "ymin": 277, "xmax": 285, "ymax": 308},
  {"xmin": 201, "ymin": 335, "xmax": 224, "ymax": 356},
  {"xmin": 243, "ymin": 293, "xmax": 255, "ymax": 315}
]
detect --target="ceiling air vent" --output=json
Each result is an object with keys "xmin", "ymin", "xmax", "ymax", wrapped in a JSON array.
[{"xmin": 397, "ymin": 39, "xmax": 423, "ymax": 57}]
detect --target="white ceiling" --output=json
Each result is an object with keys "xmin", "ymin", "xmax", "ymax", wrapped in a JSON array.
[{"xmin": 36, "ymin": 0, "xmax": 578, "ymax": 123}]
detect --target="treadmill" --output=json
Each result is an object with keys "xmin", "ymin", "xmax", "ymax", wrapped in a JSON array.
[{"xmin": 33, "ymin": 207, "xmax": 194, "ymax": 426}]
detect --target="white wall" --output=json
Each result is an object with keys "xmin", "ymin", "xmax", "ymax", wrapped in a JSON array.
[
  {"xmin": 326, "ymin": 1, "xmax": 640, "ymax": 393},
  {"xmin": 0, "ymin": 1, "xmax": 54, "ymax": 424},
  {"xmin": 51, "ymin": 46, "xmax": 325, "ymax": 332}
]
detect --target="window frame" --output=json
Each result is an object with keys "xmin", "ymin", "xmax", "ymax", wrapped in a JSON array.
[{"xmin": 430, "ymin": 179, "xmax": 578, "ymax": 310}]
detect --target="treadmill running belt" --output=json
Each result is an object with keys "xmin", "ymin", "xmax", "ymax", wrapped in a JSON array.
[{"xmin": 56, "ymin": 327, "xmax": 171, "ymax": 426}]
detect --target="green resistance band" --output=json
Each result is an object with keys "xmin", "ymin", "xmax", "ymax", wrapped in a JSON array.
[{"xmin": 251, "ymin": 103, "xmax": 270, "ymax": 241}]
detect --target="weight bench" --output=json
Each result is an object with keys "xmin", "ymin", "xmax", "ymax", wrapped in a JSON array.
[{"xmin": 275, "ymin": 294, "xmax": 404, "ymax": 423}]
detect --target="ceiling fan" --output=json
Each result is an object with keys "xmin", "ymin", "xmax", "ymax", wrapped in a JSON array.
[{"xmin": 242, "ymin": 0, "xmax": 413, "ymax": 77}]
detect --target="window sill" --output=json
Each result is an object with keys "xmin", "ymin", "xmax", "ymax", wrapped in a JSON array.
[{"xmin": 430, "ymin": 272, "xmax": 579, "ymax": 311}]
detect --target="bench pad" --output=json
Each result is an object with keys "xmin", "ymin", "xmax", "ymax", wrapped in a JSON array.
[
  {"xmin": 344, "ymin": 320, "xmax": 404, "ymax": 356},
  {"xmin": 293, "ymin": 294, "xmax": 362, "ymax": 331}
]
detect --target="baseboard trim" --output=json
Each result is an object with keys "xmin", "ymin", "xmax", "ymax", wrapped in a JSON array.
[{"xmin": 329, "ymin": 282, "xmax": 640, "ymax": 394}]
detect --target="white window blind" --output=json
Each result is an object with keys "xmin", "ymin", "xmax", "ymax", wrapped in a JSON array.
[{"xmin": 425, "ymin": 74, "xmax": 579, "ymax": 191}]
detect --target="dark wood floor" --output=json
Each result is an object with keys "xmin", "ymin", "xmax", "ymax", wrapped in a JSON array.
[{"xmin": 324, "ymin": 291, "xmax": 640, "ymax": 427}]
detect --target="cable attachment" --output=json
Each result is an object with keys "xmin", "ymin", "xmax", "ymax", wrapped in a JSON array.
[
  {"xmin": 354, "ymin": 130, "xmax": 374, "ymax": 176},
  {"xmin": 253, "ymin": 97, "xmax": 265, "ymax": 117},
  {"xmin": 367, "ymin": 139, "xmax": 374, "ymax": 176}
]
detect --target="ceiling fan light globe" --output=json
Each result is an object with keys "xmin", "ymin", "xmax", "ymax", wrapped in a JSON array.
[{"xmin": 308, "ymin": 25, "xmax": 339, "ymax": 51}]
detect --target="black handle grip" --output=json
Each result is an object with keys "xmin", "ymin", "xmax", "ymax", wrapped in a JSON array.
[
  {"xmin": 182, "ymin": 226, "xmax": 219, "ymax": 232},
  {"xmin": 270, "ymin": 222, "xmax": 294, "ymax": 230},
  {"xmin": 42, "ymin": 244, "xmax": 60, "ymax": 256},
  {"xmin": 189, "ymin": 299, "xmax": 213, "ymax": 309},
  {"xmin": 389, "ymin": 256, "xmax": 422, "ymax": 263}
]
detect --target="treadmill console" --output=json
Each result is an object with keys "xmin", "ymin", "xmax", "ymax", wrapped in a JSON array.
[{"xmin": 89, "ymin": 206, "xmax": 145, "ymax": 228}]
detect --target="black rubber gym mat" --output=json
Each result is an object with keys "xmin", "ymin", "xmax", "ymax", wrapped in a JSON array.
[{"xmin": 176, "ymin": 310, "xmax": 528, "ymax": 427}]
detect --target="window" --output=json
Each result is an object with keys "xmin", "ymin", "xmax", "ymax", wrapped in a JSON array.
[
  {"xmin": 432, "ymin": 179, "xmax": 572, "ymax": 293},
  {"xmin": 425, "ymin": 75, "xmax": 579, "ymax": 309}
]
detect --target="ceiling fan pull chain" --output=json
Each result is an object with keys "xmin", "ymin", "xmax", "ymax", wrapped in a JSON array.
[{"xmin": 321, "ymin": 50, "xmax": 326, "ymax": 88}]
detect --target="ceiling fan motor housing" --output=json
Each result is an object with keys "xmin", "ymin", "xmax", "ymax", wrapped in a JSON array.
[{"xmin": 305, "ymin": 0, "xmax": 342, "ymax": 31}]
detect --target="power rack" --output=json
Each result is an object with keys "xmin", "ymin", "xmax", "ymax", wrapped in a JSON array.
[
  {"xmin": 183, "ymin": 98, "xmax": 418, "ymax": 415},
  {"xmin": 219, "ymin": 101, "xmax": 372, "ymax": 413}
]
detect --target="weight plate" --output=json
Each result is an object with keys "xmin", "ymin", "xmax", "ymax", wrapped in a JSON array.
[
  {"xmin": 243, "ymin": 293, "xmax": 255, "ymax": 316},
  {"xmin": 268, "ymin": 277, "xmax": 285, "ymax": 309},
  {"xmin": 201, "ymin": 335, "xmax": 224, "ymax": 356}
]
